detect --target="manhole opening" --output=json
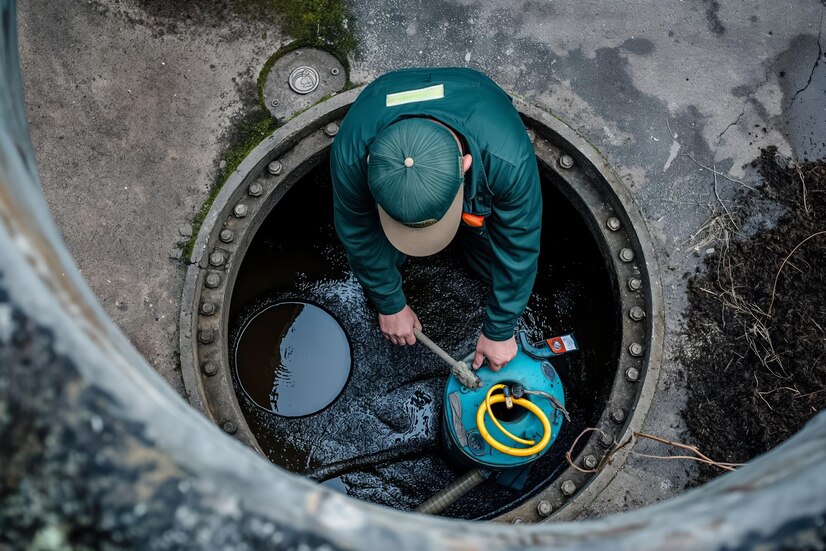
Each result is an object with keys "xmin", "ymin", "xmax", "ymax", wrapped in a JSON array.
[{"xmin": 226, "ymin": 154, "xmax": 621, "ymax": 519}]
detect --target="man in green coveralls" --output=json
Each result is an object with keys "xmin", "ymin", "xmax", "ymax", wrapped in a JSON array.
[{"xmin": 330, "ymin": 68, "xmax": 541, "ymax": 371}]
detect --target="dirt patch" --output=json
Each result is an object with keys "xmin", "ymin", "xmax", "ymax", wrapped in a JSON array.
[{"xmin": 681, "ymin": 147, "xmax": 825, "ymax": 481}]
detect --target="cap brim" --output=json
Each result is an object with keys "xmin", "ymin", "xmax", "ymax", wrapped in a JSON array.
[{"xmin": 378, "ymin": 184, "xmax": 464, "ymax": 257}]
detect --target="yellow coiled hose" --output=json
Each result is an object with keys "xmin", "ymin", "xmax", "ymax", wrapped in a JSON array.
[{"xmin": 475, "ymin": 384, "xmax": 552, "ymax": 457}]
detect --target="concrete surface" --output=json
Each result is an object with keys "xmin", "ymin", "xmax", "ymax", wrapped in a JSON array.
[
  {"xmin": 17, "ymin": 0, "xmax": 826, "ymax": 518},
  {"xmin": 18, "ymin": 0, "xmax": 282, "ymax": 394}
]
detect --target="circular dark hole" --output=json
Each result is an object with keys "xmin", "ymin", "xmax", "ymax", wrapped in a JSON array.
[
  {"xmin": 487, "ymin": 385, "xmax": 529, "ymax": 424},
  {"xmin": 228, "ymin": 154, "xmax": 620, "ymax": 519},
  {"xmin": 234, "ymin": 301, "xmax": 351, "ymax": 417}
]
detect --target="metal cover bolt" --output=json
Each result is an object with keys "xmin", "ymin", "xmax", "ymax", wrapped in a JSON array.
[
  {"xmin": 629, "ymin": 306, "xmax": 645, "ymax": 321},
  {"xmin": 202, "ymin": 362, "xmax": 218, "ymax": 376},
  {"xmin": 560, "ymin": 480, "xmax": 577, "ymax": 496},
  {"xmin": 209, "ymin": 251, "xmax": 226, "ymax": 267},
  {"xmin": 267, "ymin": 160, "xmax": 283, "ymax": 175},
  {"xmin": 611, "ymin": 409, "xmax": 626, "ymax": 424},
  {"xmin": 204, "ymin": 273, "xmax": 221, "ymax": 288},
  {"xmin": 629, "ymin": 342, "xmax": 645, "ymax": 357},
  {"xmin": 512, "ymin": 517, "xmax": 524, "ymax": 524},
  {"xmin": 606, "ymin": 217, "xmax": 621, "ymax": 231},
  {"xmin": 200, "ymin": 301, "xmax": 216, "ymax": 316},
  {"xmin": 233, "ymin": 203, "xmax": 248, "ymax": 218},
  {"xmin": 198, "ymin": 329, "xmax": 214, "ymax": 344},
  {"xmin": 619, "ymin": 248, "xmax": 635, "ymax": 262},
  {"xmin": 599, "ymin": 432, "xmax": 614, "ymax": 448},
  {"xmin": 288, "ymin": 65, "xmax": 320, "ymax": 94},
  {"xmin": 270, "ymin": 99, "xmax": 279, "ymax": 107},
  {"xmin": 330, "ymin": 67, "xmax": 340, "ymax": 75},
  {"xmin": 582, "ymin": 455, "xmax": 598, "ymax": 470},
  {"xmin": 219, "ymin": 229, "xmax": 234, "ymax": 243},
  {"xmin": 248, "ymin": 183, "xmax": 263, "ymax": 197},
  {"xmin": 628, "ymin": 278, "xmax": 642, "ymax": 291},
  {"xmin": 324, "ymin": 122, "xmax": 339, "ymax": 137},
  {"xmin": 558, "ymin": 154, "xmax": 574, "ymax": 169},
  {"xmin": 222, "ymin": 421, "xmax": 238, "ymax": 434},
  {"xmin": 537, "ymin": 500, "xmax": 553, "ymax": 517},
  {"xmin": 626, "ymin": 367, "xmax": 640, "ymax": 382}
]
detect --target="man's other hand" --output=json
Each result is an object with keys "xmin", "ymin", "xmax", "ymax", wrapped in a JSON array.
[
  {"xmin": 379, "ymin": 306, "xmax": 422, "ymax": 345},
  {"xmin": 472, "ymin": 334, "xmax": 517, "ymax": 371}
]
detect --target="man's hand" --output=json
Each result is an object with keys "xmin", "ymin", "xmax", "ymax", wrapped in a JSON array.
[
  {"xmin": 379, "ymin": 305, "xmax": 422, "ymax": 345},
  {"xmin": 472, "ymin": 334, "xmax": 517, "ymax": 371}
]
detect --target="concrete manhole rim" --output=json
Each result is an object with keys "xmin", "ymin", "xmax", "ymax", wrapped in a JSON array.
[{"xmin": 179, "ymin": 86, "xmax": 664, "ymax": 522}]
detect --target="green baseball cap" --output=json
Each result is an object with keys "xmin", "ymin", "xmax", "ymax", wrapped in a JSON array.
[{"xmin": 367, "ymin": 117, "xmax": 464, "ymax": 257}]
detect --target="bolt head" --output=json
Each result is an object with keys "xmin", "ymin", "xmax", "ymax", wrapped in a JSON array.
[
  {"xmin": 198, "ymin": 329, "xmax": 214, "ymax": 344},
  {"xmin": 511, "ymin": 517, "xmax": 524, "ymax": 524},
  {"xmin": 267, "ymin": 160, "xmax": 283, "ymax": 175},
  {"xmin": 582, "ymin": 455, "xmax": 598, "ymax": 470},
  {"xmin": 219, "ymin": 229, "xmax": 234, "ymax": 243},
  {"xmin": 536, "ymin": 500, "xmax": 553, "ymax": 517},
  {"xmin": 559, "ymin": 154, "xmax": 575, "ymax": 169},
  {"xmin": 209, "ymin": 251, "xmax": 226, "ymax": 267},
  {"xmin": 202, "ymin": 362, "xmax": 218, "ymax": 376},
  {"xmin": 629, "ymin": 342, "xmax": 645, "ymax": 357},
  {"xmin": 233, "ymin": 203, "xmax": 248, "ymax": 218},
  {"xmin": 629, "ymin": 306, "xmax": 645, "ymax": 321},
  {"xmin": 599, "ymin": 432, "xmax": 614, "ymax": 448},
  {"xmin": 625, "ymin": 367, "xmax": 640, "ymax": 382},
  {"xmin": 248, "ymin": 183, "xmax": 263, "ymax": 197},
  {"xmin": 204, "ymin": 273, "xmax": 221, "ymax": 288},
  {"xmin": 560, "ymin": 480, "xmax": 577, "ymax": 497},
  {"xmin": 611, "ymin": 409, "xmax": 626, "ymax": 424},
  {"xmin": 222, "ymin": 421, "xmax": 238, "ymax": 434},
  {"xmin": 200, "ymin": 301, "xmax": 216, "ymax": 316},
  {"xmin": 619, "ymin": 248, "xmax": 635, "ymax": 262},
  {"xmin": 324, "ymin": 122, "xmax": 339, "ymax": 137},
  {"xmin": 628, "ymin": 278, "xmax": 643, "ymax": 291},
  {"xmin": 270, "ymin": 99, "xmax": 279, "ymax": 107},
  {"xmin": 330, "ymin": 67, "xmax": 340, "ymax": 75},
  {"xmin": 606, "ymin": 217, "xmax": 621, "ymax": 231}
]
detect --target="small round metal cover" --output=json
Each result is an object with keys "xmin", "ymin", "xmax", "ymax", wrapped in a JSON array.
[
  {"xmin": 288, "ymin": 66, "xmax": 320, "ymax": 94},
  {"xmin": 262, "ymin": 48, "xmax": 346, "ymax": 120}
]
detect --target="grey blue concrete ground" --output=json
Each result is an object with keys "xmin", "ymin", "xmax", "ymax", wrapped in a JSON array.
[{"xmin": 17, "ymin": 0, "xmax": 826, "ymax": 518}]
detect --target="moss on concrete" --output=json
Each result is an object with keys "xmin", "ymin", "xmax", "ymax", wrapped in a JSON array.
[{"xmin": 182, "ymin": 1, "xmax": 355, "ymax": 259}]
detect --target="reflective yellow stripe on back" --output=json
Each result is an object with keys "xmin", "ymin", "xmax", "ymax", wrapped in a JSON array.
[{"xmin": 386, "ymin": 84, "xmax": 445, "ymax": 107}]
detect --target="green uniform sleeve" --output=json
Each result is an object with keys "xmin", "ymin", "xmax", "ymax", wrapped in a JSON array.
[
  {"xmin": 482, "ymin": 155, "xmax": 542, "ymax": 341},
  {"xmin": 331, "ymin": 149, "xmax": 408, "ymax": 315}
]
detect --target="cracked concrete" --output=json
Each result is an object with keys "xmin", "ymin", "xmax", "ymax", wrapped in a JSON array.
[{"xmin": 17, "ymin": 0, "xmax": 826, "ymax": 519}]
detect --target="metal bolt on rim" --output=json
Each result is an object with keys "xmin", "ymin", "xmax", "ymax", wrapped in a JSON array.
[
  {"xmin": 558, "ymin": 154, "xmax": 575, "ymax": 169},
  {"xmin": 611, "ymin": 409, "xmax": 626, "ymax": 424},
  {"xmin": 219, "ymin": 229, "xmax": 234, "ymax": 243},
  {"xmin": 233, "ymin": 203, "xmax": 248, "ymax": 218},
  {"xmin": 629, "ymin": 306, "xmax": 645, "ymax": 321},
  {"xmin": 628, "ymin": 277, "xmax": 643, "ymax": 291},
  {"xmin": 209, "ymin": 251, "xmax": 226, "ymax": 267},
  {"xmin": 267, "ymin": 160, "xmax": 283, "ymax": 175},
  {"xmin": 202, "ymin": 362, "xmax": 218, "ymax": 376},
  {"xmin": 629, "ymin": 343, "xmax": 645, "ymax": 357},
  {"xmin": 582, "ymin": 455, "xmax": 598, "ymax": 470},
  {"xmin": 625, "ymin": 367, "xmax": 640, "ymax": 382},
  {"xmin": 537, "ymin": 500, "xmax": 553, "ymax": 517},
  {"xmin": 606, "ymin": 217, "xmax": 621, "ymax": 231},
  {"xmin": 248, "ymin": 183, "xmax": 263, "ymax": 197},
  {"xmin": 324, "ymin": 122, "xmax": 339, "ymax": 137},
  {"xmin": 223, "ymin": 421, "xmax": 238, "ymax": 434},
  {"xmin": 561, "ymin": 480, "xmax": 577, "ymax": 496},
  {"xmin": 619, "ymin": 248, "xmax": 635, "ymax": 262},
  {"xmin": 200, "ymin": 301, "xmax": 216, "ymax": 316}
]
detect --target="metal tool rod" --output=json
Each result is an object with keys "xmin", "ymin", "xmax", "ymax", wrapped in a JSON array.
[
  {"xmin": 414, "ymin": 469, "xmax": 487, "ymax": 515},
  {"xmin": 414, "ymin": 329, "xmax": 482, "ymax": 389}
]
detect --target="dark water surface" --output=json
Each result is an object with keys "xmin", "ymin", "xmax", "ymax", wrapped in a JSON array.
[
  {"xmin": 234, "ymin": 302, "xmax": 351, "ymax": 417},
  {"xmin": 228, "ymin": 158, "xmax": 620, "ymax": 519}
]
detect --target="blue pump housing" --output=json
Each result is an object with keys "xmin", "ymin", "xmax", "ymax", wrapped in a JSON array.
[{"xmin": 441, "ymin": 331, "xmax": 573, "ymax": 474}]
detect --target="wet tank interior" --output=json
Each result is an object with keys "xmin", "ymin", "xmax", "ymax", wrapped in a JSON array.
[{"xmin": 228, "ymin": 154, "xmax": 620, "ymax": 519}]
